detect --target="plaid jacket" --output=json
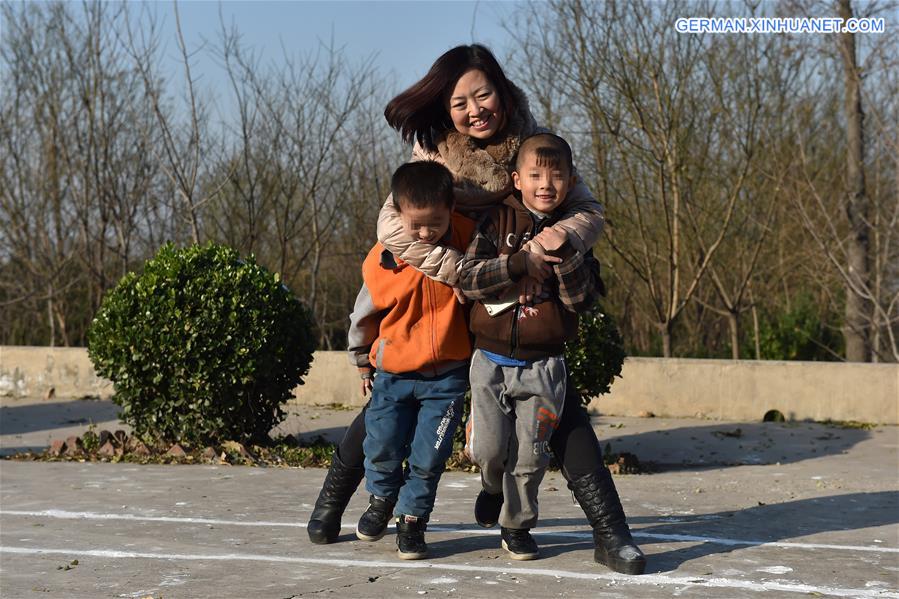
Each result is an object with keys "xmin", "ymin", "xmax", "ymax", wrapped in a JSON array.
[{"xmin": 458, "ymin": 195, "xmax": 604, "ymax": 360}]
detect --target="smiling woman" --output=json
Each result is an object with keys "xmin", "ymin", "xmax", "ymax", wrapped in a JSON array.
[{"xmin": 305, "ymin": 44, "xmax": 645, "ymax": 576}]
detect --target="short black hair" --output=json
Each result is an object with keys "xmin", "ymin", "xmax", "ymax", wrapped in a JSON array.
[
  {"xmin": 391, "ymin": 161, "xmax": 454, "ymax": 211},
  {"xmin": 514, "ymin": 133, "xmax": 574, "ymax": 174}
]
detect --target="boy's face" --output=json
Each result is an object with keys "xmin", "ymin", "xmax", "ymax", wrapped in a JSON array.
[
  {"xmin": 397, "ymin": 199, "xmax": 453, "ymax": 245},
  {"xmin": 512, "ymin": 150, "xmax": 575, "ymax": 214}
]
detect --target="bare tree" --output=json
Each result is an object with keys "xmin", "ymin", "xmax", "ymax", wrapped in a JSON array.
[
  {"xmin": 510, "ymin": 1, "xmax": 759, "ymax": 356},
  {"xmin": 692, "ymin": 27, "xmax": 809, "ymax": 359},
  {"xmin": 249, "ymin": 43, "xmax": 380, "ymax": 341},
  {"xmin": 784, "ymin": 0, "xmax": 898, "ymax": 361},
  {"xmin": 126, "ymin": 1, "xmax": 222, "ymax": 244},
  {"xmin": 1, "ymin": 1, "xmax": 160, "ymax": 344},
  {"xmin": 837, "ymin": 0, "xmax": 873, "ymax": 360}
]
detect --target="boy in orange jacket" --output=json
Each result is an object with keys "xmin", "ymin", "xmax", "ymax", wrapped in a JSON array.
[{"xmin": 347, "ymin": 161, "xmax": 474, "ymax": 560}]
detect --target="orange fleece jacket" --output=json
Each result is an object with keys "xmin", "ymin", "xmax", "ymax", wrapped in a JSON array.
[{"xmin": 348, "ymin": 213, "xmax": 475, "ymax": 376}]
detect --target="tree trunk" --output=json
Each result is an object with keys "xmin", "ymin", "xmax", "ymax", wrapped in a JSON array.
[
  {"xmin": 727, "ymin": 312, "xmax": 740, "ymax": 360},
  {"xmin": 660, "ymin": 322, "xmax": 672, "ymax": 357},
  {"xmin": 838, "ymin": 0, "xmax": 871, "ymax": 362},
  {"xmin": 47, "ymin": 285, "xmax": 55, "ymax": 348},
  {"xmin": 750, "ymin": 287, "xmax": 761, "ymax": 360},
  {"xmin": 55, "ymin": 308, "xmax": 70, "ymax": 347}
]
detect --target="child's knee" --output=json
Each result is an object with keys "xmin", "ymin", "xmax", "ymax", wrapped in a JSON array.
[
  {"xmin": 364, "ymin": 454, "xmax": 405, "ymax": 477},
  {"xmin": 513, "ymin": 447, "xmax": 550, "ymax": 475},
  {"xmin": 363, "ymin": 435, "xmax": 405, "ymax": 466},
  {"xmin": 407, "ymin": 459, "xmax": 444, "ymax": 481},
  {"xmin": 469, "ymin": 443, "xmax": 503, "ymax": 470}
]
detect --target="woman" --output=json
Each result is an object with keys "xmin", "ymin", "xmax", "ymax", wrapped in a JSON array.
[{"xmin": 307, "ymin": 44, "xmax": 645, "ymax": 576}]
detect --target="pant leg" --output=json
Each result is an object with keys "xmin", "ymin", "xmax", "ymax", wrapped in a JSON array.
[
  {"xmin": 363, "ymin": 372, "xmax": 417, "ymax": 502},
  {"xmin": 394, "ymin": 367, "xmax": 468, "ymax": 519},
  {"xmin": 335, "ymin": 401, "xmax": 369, "ymax": 469},
  {"xmin": 549, "ymin": 372, "xmax": 604, "ymax": 480},
  {"xmin": 501, "ymin": 356, "xmax": 568, "ymax": 529},
  {"xmin": 467, "ymin": 350, "xmax": 514, "ymax": 496}
]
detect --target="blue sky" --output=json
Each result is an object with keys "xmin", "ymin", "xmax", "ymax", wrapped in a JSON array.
[{"xmin": 157, "ymin": 1, "xmax": 523, "ymax": 106}]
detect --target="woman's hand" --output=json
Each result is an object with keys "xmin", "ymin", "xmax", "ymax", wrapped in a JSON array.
[
  {"xmin": 453, "ymin": 287, "xmax": 468, "ymax": 304},
  {"xmin": 534, "ymin": 228, "xmax": 567, "ymax": 253},
  {"xmin": 524, "ymin": 238, "xmax": 546, "ymax": 255}
]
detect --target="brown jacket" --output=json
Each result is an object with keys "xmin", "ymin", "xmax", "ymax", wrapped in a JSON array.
[{"xmin": 459, "ymin": 195, "xmax": 604, "ymax": 361}]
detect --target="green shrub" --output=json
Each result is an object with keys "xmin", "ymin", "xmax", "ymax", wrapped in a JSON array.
[
  {"xmin": 750, "ymin": 293, "xmax": 843, "ymax": 361},
  {"xmin": 565, "ymin": 307, "xmax": 626, "ymax": 406},
  {"xmin": 88, "ymin": 243, "xmax": 316, "ymax": 446}
]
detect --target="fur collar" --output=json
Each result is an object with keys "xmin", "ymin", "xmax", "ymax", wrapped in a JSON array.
[{"xmin": 435, "ymin": 83, "xmax": 538, "ymax": 202}]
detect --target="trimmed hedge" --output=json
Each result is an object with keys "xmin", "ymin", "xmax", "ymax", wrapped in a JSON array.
[
  {"xmin": 565, "ymin": 307, "xmax": 626, "ymax": 406},
  {"xmin": 88, "ymin": 243, "xmax": 316, "ymax": 446}
]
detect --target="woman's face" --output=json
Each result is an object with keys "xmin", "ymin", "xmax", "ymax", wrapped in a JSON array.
[{"xmin": 446, "ymin": 69, "xmax": 504, "ymax": 140}]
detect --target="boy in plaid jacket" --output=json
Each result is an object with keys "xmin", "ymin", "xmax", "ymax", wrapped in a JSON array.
[{"xmin": 459, "ymin": 133, "xmax": 604, "ymax": 560}]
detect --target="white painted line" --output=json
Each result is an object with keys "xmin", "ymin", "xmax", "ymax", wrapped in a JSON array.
[
  {"xmin": 1, "ymin": 509, "xmax": 300, "ymax": 529},
  {"xmin": 1, "ymin": 545, "xmax": 896, "ymax": 598},
  {"xmin": 2, "ymin": 509, "xmax": 895, "ymax": 554},
  {"xmin": 630, "ymin": 531, "xmax": 899, "ymax": 553}
]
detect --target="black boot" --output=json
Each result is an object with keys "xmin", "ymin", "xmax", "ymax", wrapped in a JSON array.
[
  {"xmin": 307, "ymin": 451, "xmax": 365, "ymax": 544},
  {"xmin": 568, "ymin": 468, "xmax": 646, "ymax": 575}
]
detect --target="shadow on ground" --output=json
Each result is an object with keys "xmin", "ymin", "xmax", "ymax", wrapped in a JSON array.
[
  {"xmin": 1, "ymin": 401, "xmax": 879, "ymax": 474},
  {"xmin": 637, "ymin": 490, "xmax": 898, "ymax": 571},
  {"xmin": 0, "ymin": 400, "xmax": 120, "ymax": 435},
  {"xmin": 426, "ymin": 491, "xmax": 898, "ymax": 571},
  {"xmin": 594, "ymin": 421, "xmax": 873, "ymax": 469},
  {"xmin": 289, "ymin": 427, "xmax": 347, "ymax": 444}
]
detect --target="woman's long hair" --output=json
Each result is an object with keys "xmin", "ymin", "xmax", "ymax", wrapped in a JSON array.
[{"xmin": 384, "ymin": 44, "xmax": 520, "ymax": 152}]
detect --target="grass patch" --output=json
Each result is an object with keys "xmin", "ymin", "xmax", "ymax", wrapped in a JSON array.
[
  {"xmin": 819, "ymin": 419, "xmax": 877, "ymax": 430},
  {"xmin": 312, "ymin": 403, "xmax": 360, "ymax": 412}
]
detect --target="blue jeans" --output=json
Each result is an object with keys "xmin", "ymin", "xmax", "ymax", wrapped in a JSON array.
[{"xmin": 363, "ymin": 366, "xmax": 467, "ymax": 519}]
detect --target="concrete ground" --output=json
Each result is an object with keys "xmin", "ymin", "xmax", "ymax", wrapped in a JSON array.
[{"xmin": 1, "ymin": 396, "xmax": 897, "ymax": 598}]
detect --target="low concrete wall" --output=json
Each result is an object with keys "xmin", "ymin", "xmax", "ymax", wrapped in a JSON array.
[
  {"xmin": 593, "ymin": 357, "xmax": 898, "ymax": 424},
  {"xmin": 2, "ymin": 347, "xmax": 897, "ymax": 423},
  {"xmin": 0, "ymin": 346, "xmax": 113, "ymax": 399}
]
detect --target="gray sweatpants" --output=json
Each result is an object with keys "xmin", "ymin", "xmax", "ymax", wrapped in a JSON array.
[{"xmin": 466, "ymin": 349, "xmax": 567, "ymax": 529}]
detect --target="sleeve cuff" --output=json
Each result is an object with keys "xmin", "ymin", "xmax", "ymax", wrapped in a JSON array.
[
  {"xmin": 508, "ymin": 252, "xmax": 528, "ymax": 282},
  {"xmin": 546, "ymin": 239, "xmax": 576, "ymax": 260}
]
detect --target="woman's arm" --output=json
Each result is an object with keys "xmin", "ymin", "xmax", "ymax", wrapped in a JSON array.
[
  {"xmin": 376, "ymin": 142, "xmax": 463, "ymax": 285},
  {"xmin": 377, "ymin": 194, "xmax": 463, "ymax": 286},
  {"xmin": 544, "ymin": 175, "xmax": 605, "ymax": 253}
]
